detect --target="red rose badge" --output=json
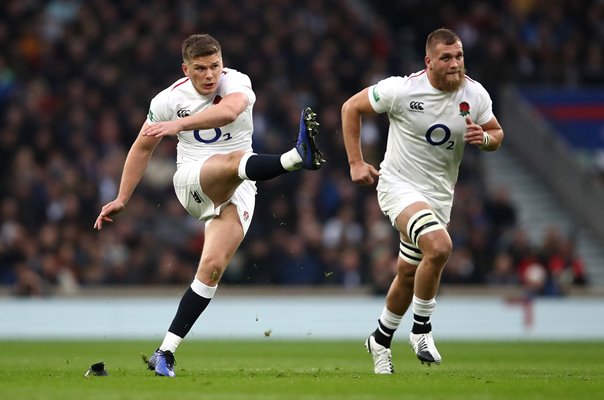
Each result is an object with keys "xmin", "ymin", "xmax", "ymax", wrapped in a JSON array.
[{"xmin": 459, "ymin": 101, "xmax": 470, "ymax": 116}]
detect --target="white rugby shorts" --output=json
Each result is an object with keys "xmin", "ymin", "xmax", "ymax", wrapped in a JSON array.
[
  {"xmin": 377, "ymin": 179, "xmax": 451, "ymax": 231},
  {"xmin": 173, "ymin": 158, "xmax": 257, "ymax": 235}
]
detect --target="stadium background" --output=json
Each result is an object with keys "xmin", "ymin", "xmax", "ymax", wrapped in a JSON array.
[{"xmin": 1, "ymin": 0, "xmax": 603, "ymax": 339}]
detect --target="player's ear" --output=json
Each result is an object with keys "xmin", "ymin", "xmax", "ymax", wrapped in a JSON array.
[
  {"xmin": 182, "ymin": 63, "xmax": 189, "ymax": 77},
  {"xmin": 424, "ymin": 55, "xmax": 431, "ymax": 69}
]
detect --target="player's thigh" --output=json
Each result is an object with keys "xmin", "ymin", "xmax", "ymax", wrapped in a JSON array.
[
  {"xmin": 173, "ymin": 160, "xmax": 216, "ymax": 220},
  {"xmin": 396, "ymin": 207, "xmax": 451, "ymax": 261},
  {"xmin": 200, "ymin": 178, "xmax": 256, "ymax": 265},
  {"xmin": 394, "ymin": 202, "xmax": 435, "ymax": 242},
  {"xmin": 200, "ymin": 151, "xmax": 245, "ymax": 204},
  {"xmin": 378, "ymin": 187, "xmax": 433, "ymax": 243},
  {"xmin": 396, "ymin": 205, "xmax": 450, "ymax": 243},
  {"xmin": 199, "ymin": 204, "xmax": 245, "ymax": 271}
]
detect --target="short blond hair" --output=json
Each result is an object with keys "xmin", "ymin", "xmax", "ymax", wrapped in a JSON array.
[{"xmin": 425, "ymin": 28, "xmax": 461, "ymax": 54}]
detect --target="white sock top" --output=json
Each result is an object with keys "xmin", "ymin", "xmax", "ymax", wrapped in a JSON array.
[
  {"xmin": 280, "ymin": 148, "xmax": 302, "ymax": 171},
  {"xmin": 412, "ymin": 295, "xmax": 436, "ymax": 317},
  {"xmin": 237, "ymin": 152, "xmax": 255, "ymax": 180},
  {"xmin": 191, "ymin": 277, "xmax": 217, "ymax": 299},
  {"xmin": 379, "ymin": 306, "xmax": 403, "ymax": 330}
]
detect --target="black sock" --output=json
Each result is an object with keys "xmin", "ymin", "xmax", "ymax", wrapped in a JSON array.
[
  {"xmin": 168, "ymin": 287, "xmax": 212, "ymax": 338},
  {"xmin": 374, "ymin": 320, "xmax": 396, "ymax": 348},
  {"xmin": 412, "ymin": 314, "xmax": 432, "ymax": 334},
  {"xmin": 244, "ymin": 155, "xmax": 287, "ymax": 180}
]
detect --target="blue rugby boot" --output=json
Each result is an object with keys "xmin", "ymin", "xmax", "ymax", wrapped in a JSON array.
[
  {"xmin": 147, "ymin": 349, "xmax": 176, "ymax": 377},
  {"xmin": 296, "ymin": 107, "xmax": 325, "ymax": 170}
]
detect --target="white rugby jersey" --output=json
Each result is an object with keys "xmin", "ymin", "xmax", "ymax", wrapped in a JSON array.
[
  {"xmin": 369, "ymin": 69, "xmax": 494, "ymax": 203},
  {"xmin": 146, "ymin": 67, "xmax": 256, "ymax": 166}
]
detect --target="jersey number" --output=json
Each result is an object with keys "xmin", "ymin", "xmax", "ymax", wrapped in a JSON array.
[
  {"xmin": 193, "ymin": 128, "xmax": 232, "ymax": 143},
  {"xmin": 425, "ymin": 124, "xmax": 454, "ymax": 149}
]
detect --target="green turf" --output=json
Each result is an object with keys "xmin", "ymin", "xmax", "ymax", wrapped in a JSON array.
[{"xmin": 0, "ymin": 340, "xmax": 602, "ymax": 400}]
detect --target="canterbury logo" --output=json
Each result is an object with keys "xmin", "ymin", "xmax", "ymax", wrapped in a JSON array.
[
  {"xmin": 409, "ymin": 101, "xmax": 424, "ymax": 111},
  {"xmin": 177, "ymin": 109, "xmax": 191, "ymax": 118},
  {"xmin": 191, "ymin": 190, "xmax": 204, "ymax": 204}
]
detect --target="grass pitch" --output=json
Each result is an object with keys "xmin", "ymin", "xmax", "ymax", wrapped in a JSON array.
[{"xmin": 0, "ymin": 340, "xmax": 602, "ymax": 400}]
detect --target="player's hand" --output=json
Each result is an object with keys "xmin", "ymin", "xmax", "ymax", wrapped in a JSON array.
[
  {"xmin": 464, "ymin": 117, "xmax": 484, "ymax": 147},
  {"xmin": 349, "ymin": 160, "xmax": 380, "ymax": 186},
  {"xmin": 94, "ymin": 200, "xmax": 125, "ymax": 230},
  {"xmin": 141, "ymin": 120, "xmax": 183, "ymax": 137}
]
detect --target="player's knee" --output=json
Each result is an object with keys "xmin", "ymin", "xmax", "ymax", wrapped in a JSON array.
[
  {"xmin": 209, "ymin": 268, "xmax": 223, "ymax": 284},
  {"xmin": 397, "ymin": 259, "xmax": 416, "ymax": 284},
  {"xmin": 228, "ymin": 150, "xmax": 246, "ymax": 167},
  {"xmin": 210, "ymin": 150, "xmax": 245, "ymax": 177},
  {"xmin": 421, "ymin": 235, "xmax": 452, "ymax": 266},
  {"xmin": 197, "ymin": 268, "xmax": 224, "ymax": 285},
  {"xmin": 198, "ymin": 256, "xmax": 229, "ymax": 284}
]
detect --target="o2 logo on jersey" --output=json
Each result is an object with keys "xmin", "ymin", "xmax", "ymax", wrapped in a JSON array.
[
  {"xmin": 193, "ymin": 128, "xmax": 232, "ymax": 143},
  {"xmin": 425, "ymin": 124, "xmax": 454, "ymax": 150}
]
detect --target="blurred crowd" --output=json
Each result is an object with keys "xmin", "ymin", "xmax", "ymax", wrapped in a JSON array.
[{"xmin": 0, "ymin": 0, "xmax": 598, "ymax": 297}]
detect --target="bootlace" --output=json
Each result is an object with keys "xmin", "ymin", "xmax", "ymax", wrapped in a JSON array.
[
  {"xmin": 417, "ymin": 335, "xmax": 429, "ymax": 353},
  {"xmin": 375, "ymin": 347, "xmax": 393, "ymax": 373},
  {"xmin": 161, "ymin": 350, "xmax": 176, "ymax": 368}
]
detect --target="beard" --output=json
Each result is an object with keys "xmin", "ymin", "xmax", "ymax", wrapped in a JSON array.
[{"xmin": 433, "ymin": 68, "xmax": 465, "ymax": 92}]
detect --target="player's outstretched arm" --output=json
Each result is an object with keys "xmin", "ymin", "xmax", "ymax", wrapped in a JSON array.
[
  {"xmin": 341, "ymin": 88, "xmax": 380, "ymax": 186},
  {"xmin": 94, "ymin": 123, "xmax": 161, "ymax": 230}
]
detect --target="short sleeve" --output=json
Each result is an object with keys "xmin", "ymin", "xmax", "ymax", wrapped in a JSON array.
[
  {"xmin": 473, "ymin": 82, "xmax": 494, "ymax": 126},
  {"xmin": 367, "ymin": 76, "xmax": 406, "ymax": 114},
  {"xmin": 220, "ymin": 70, "xmax": 256, "ymax": 106},
  {"xmin": 146, "ymin": 88, "xmax": 172, "ymax": 125}
]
